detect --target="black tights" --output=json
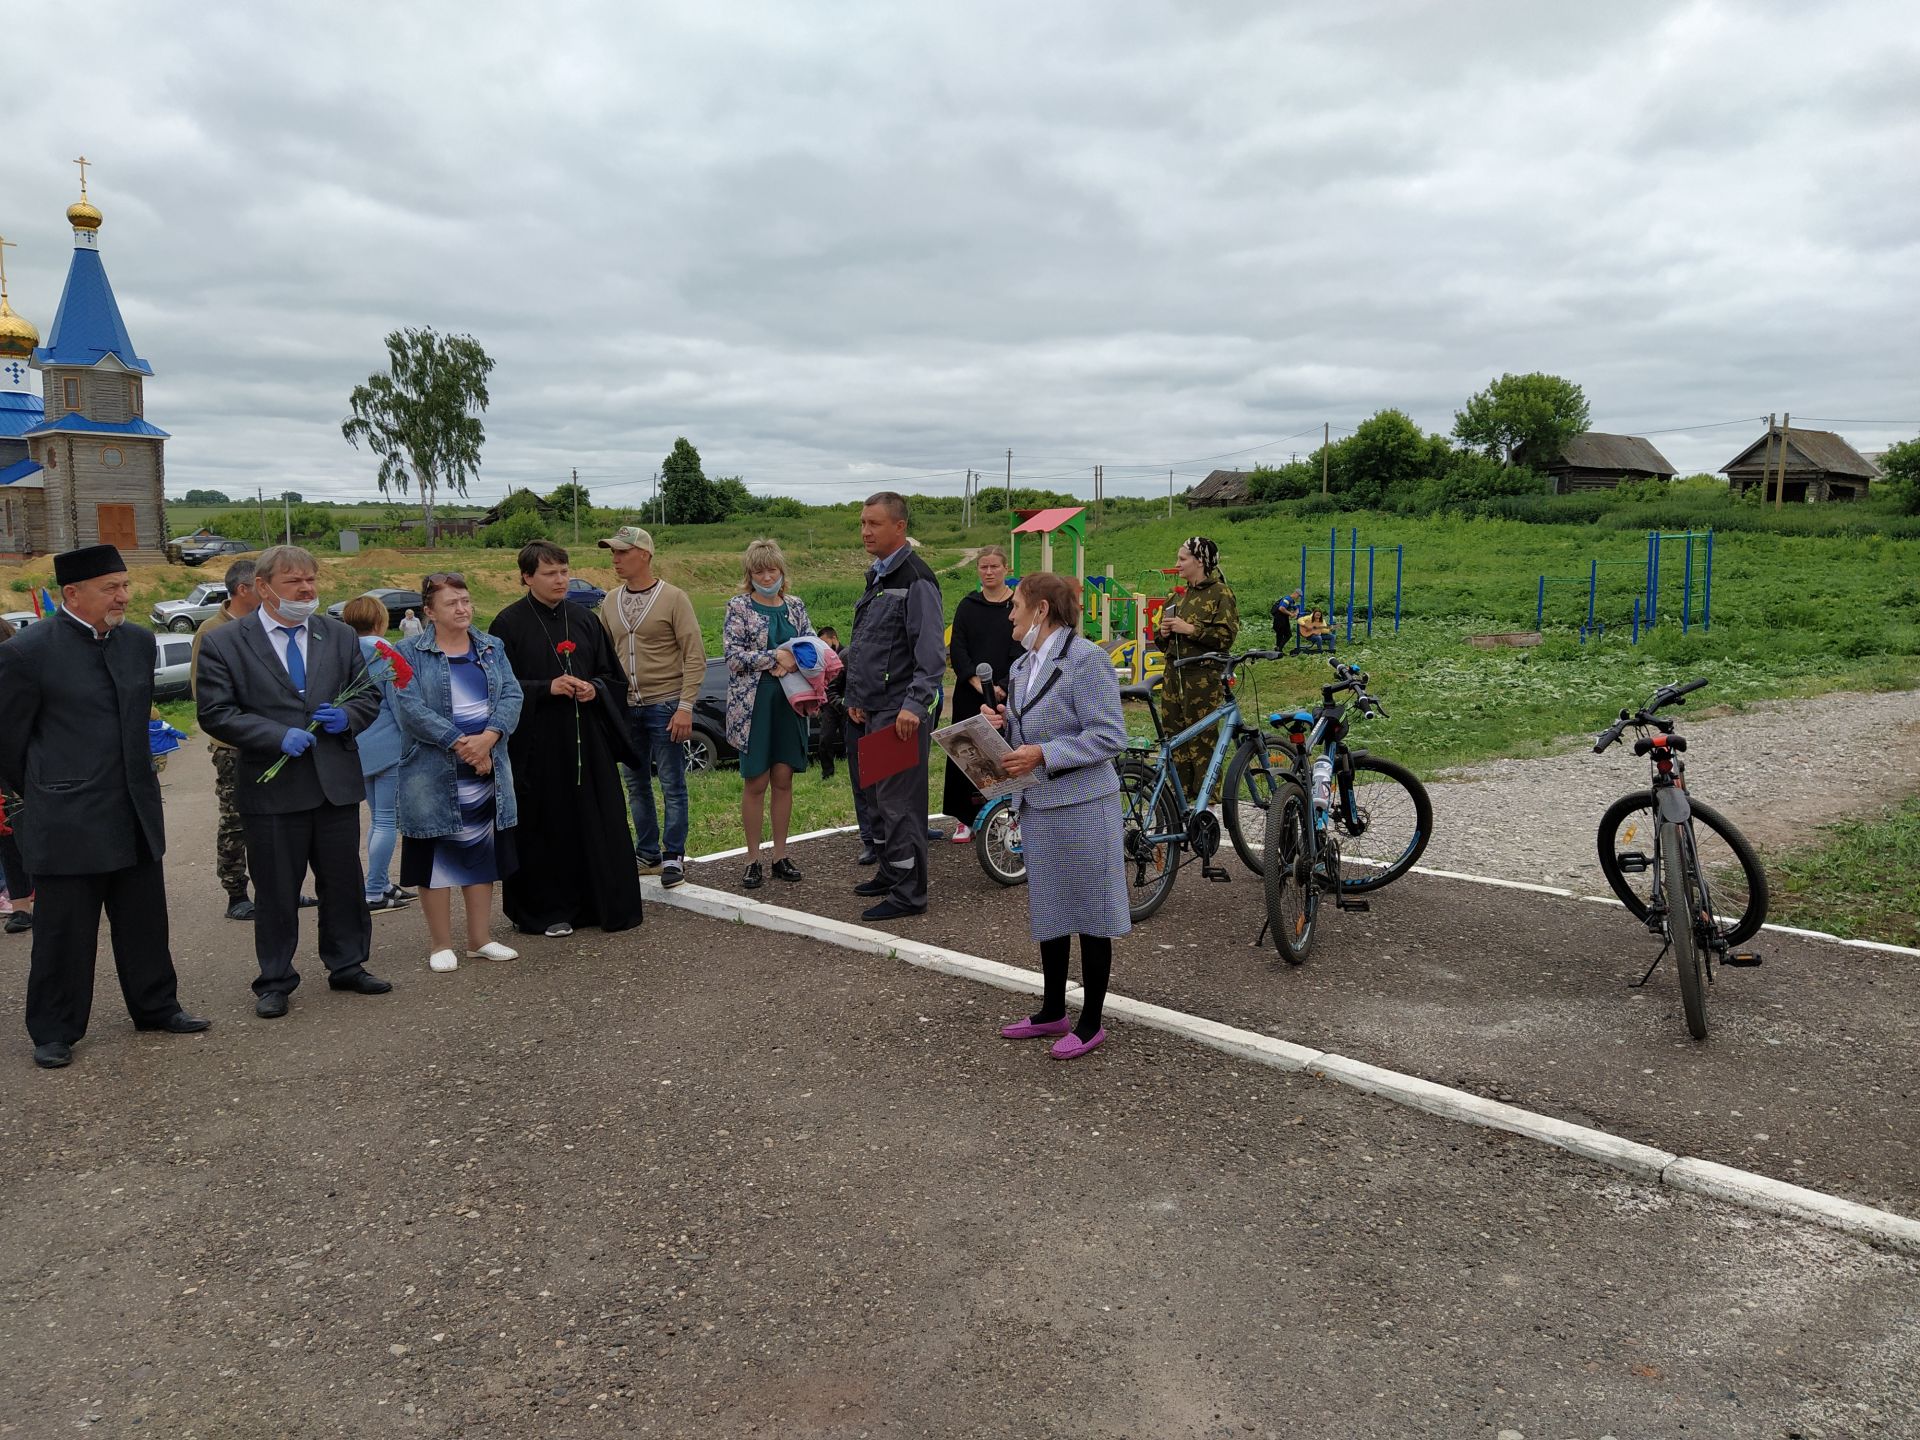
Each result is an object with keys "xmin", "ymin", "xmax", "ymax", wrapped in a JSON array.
[{"xmin": 1033, "ymin": 934, "xmax": 1113, "ymax": 1041}]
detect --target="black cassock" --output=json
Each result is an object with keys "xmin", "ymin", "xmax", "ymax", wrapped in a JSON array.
[{"xmin": 492, "ymin": 595, "xmax": 645, "ymax": 935}]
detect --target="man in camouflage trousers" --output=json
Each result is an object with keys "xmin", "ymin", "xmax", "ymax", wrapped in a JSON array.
[
  {"xmin": 190, "ymin": 558, "xmax": 261, "ymax": 920},
  {"xmin": 1152, "ymin": 536, "xmax": 1241, "ymax": 802}
]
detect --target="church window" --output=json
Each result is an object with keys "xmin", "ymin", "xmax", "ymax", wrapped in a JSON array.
[
  {"xmin": 62, "ymin": 378, "xmax": 80, "ymax": 413},
  {"xmin": 101, "ymin": 447, "xmax": 124, "ymax": 468},
  {"xmin": 130, "ymin": 379, "xmax": 143, "ymax": 415}
]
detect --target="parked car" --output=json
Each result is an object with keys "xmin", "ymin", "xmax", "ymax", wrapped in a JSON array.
[
  {"xmin": 678, "ymin": 656, "xmax": 819, "ymax": 772},
  {"xmin": 181, "ymin": 536, "xmax": 253, "ymax": 567},
  {"xmin": 566, "ymin": 577, "xmax": 607, "ymax": 608},
  {"xmin": 152, "ymin": 633, "xmax": 195, "ymax": 701},
  {"xmin": 150, "ymin": 581, "xmax": 229, "ymax": 633},
  {"xmin": 325, "ymin": 588, "xmax": 425, "ymax": 629}
]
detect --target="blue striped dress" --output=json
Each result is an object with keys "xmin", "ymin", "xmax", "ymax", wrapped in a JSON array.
[{"xmin": 400, "ymin": 653, "xmax": 516, "ymax": 888}]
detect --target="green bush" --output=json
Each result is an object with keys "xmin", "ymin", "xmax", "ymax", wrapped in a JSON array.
[{"xmin": 482, "ymin": 509, "xmax": 550, "ymax": 549}]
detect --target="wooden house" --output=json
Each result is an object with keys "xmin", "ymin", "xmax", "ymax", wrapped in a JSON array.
[
  {"xmin": 1184, "ymin": 468, "xmax": 1254, "ymax": 507},
  {"xmin": 1527, "ymin": 432, "xmax": 1677, "ymax": 494},
  {"xmin": 1722, "ymin": 427, "xmax": 1878, "ymax": 502}
]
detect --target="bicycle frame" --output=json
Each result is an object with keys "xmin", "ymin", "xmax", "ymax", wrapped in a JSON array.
[{"xmin": 1135, "ymin": 692, "xmax": 1254, "ymax": 841}]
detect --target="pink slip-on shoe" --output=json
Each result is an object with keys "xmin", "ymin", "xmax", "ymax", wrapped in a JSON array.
[
  {"xmin": 1000, "ymin": 1015, "xmax": 1072, "ymax": 1040},
  {"xmin": 1050, "ymin": 1028, "xmax": 1107, "ymax": 1060}
]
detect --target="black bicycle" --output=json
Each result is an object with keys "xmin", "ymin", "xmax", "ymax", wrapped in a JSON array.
[
  {"xmin": 1259, "ymin": 659, "xmax": 1431, "ymax": 964},
  {"xmin": 1592, "ymin": 678, "xmax": 1768, "ymax": 1040}
]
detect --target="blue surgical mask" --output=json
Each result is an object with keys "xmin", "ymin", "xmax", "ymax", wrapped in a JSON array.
[{"xmin": 752, "ymin": 577, "xmax": 784, "ymax": 598}]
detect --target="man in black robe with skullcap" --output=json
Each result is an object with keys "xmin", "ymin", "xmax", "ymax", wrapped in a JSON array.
[{"xmin": 0, "ymin": 544, "xmax": 211, "ymax": 1069}]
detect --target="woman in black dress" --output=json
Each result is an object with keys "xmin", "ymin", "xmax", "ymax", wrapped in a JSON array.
[{"xmin": 943, "ymin": 545, "xmax": 1021, "ymax": 840}]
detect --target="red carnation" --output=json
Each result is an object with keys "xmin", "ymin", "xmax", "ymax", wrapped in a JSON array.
[
  {"xmin": 556, "ymin": 640, "xmax": 578, "ymax": 655},
  {"xmin": 373, "ymin": 639, "xmax": 415, "ymax": 688}
]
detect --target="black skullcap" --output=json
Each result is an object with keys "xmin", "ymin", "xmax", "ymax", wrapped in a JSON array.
[{"xmin": 54, "ymin": 544, "xmax": 128, "ymax": 587}]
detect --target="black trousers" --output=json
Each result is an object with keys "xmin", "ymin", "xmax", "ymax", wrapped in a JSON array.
[
  {"xmin": 26, "ymin": 855, "xmax": 181, "ymax": 1046},
  {"xmin": 242, "ymin": 803, "xmax": 372, "ymax": 996},
  {"xmin": 862, "ymin": 712, "xmax": 932, "ymax": 909}
]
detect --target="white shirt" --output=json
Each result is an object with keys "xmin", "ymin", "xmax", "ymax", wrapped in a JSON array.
[
  {"xmin": 1021, "ymin": 625, "xmax": 1068, "ymax": 705},
  {"xmin": 59, "ymin": 605, "xmax": 109, "ymax": 642},
  {"xmin": 257, "ymin": 606, "xmax": 311, "ymax": 682}
]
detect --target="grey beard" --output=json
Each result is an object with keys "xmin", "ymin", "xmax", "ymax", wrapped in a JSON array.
[{"xmin": 104, "ymin": 613, "xmax": 127, "ymax": 629}]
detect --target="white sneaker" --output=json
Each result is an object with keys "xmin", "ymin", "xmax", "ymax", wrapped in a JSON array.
[
  {"xmin": 950, "ymin": 824, "xmax": 973, "ymax": 843},
  {"xmin": 428, "ymin": 948, "xmax": 460, "ymax": 972},
  {"xmin": 467, "ymin": 941, "xmax": 519, "ymax": 961},
  {"xmin": 544, "ymin": 923, "xmax": 574, "ymax": 938}
]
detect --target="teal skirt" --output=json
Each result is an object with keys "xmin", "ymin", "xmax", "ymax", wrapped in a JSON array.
[{"xmin": 742, "ymin": 674, "xmax": 810, "ymax": 779}]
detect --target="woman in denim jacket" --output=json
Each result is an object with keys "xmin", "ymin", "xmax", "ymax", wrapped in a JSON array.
[{"xmin": 392, "ymin": 572, "xmax": 524, "ymax": 975}]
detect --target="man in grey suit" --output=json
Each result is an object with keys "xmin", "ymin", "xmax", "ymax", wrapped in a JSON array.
[
  {"xmin": 195, "ymin": 545, "xmax": 391, "ymax": 1018},
  {"xmin": 0, "ymin": 544, "xmax": 211, "ymax": 1069},
  {"xmin": 844, "ymin": 493, "xmax": 945, "ymax": 920}
]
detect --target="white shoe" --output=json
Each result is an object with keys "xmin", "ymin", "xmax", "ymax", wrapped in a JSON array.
[
  {"xmin": 544, "ymin": 923, "xmax": 574, "ymax": 938},
  {"xmin": 428, "ymin": 948, "xmax": 460, "ymax": 972},
  {"xmin": 949, "ymin": 824, "xmax": 973, "ymax": 843},
  {"xmin": 467, "ymin": 941, "xmax": 519, "ymax": 961}
]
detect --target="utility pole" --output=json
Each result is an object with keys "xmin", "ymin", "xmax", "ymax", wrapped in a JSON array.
[
  {"xmin": 1762, "ymin": 413, "xmax": 1777, "ymax": 504},
  {"xmin": 1168, "ymin": 469, "xmax": 1174, "ymax": 520},
  {"xmin": 283, "ymin": 491, "xmax": 292, "ymax": 544},
  {"xmin": 257, "ymin": 485, "xmax": 266, "ymax": 544},
  {"xmin": 1322, "ymin": 422, "xmax": 1330, "ymax": 496},
  {"xmin": 1776, "ymin": 412, "xmax": 1790, "ymax": 509},
  {"xmin": 1005, "ymin": 449, "xmax": 1013, "ymax": 511},
  {"xmin": 572, "ymin": 467, "xmax": 580, "ymax": 543}
]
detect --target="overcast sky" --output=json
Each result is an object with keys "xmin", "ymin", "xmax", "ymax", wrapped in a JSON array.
[{"xmin": 7, "ymin": 0, "xmax": 1917, "ymax": 506}]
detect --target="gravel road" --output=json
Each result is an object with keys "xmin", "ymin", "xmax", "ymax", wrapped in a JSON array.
[{"xmin": 1416, "ymin": 686, "xmax": 1920, "ymax": 891}]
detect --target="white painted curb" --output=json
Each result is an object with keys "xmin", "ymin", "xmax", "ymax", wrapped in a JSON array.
[{"xmin": 644, "ymin": 877, "xmax": 1920, "ymax": 1256}]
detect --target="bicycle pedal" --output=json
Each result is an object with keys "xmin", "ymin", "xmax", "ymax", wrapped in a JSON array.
[
  {"xmin": 1202, "ymin": 865, "xmax": 1232, "ymax": 883},
  {"xmin": 1614, "ymin": 851, "xmax": 1652, "ymax": 874},
  {"xmin": 1722, "ymin": 951, "xmax": 1763, "ymax": 968},
  {"xmin": 1336, "ymin": 896, "xmax": 1370, "ymax": 912}
]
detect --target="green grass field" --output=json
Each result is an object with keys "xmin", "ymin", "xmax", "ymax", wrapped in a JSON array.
[{"xmin": 116, "ymin": 493, "xmax": 1920, "ymax": 940}]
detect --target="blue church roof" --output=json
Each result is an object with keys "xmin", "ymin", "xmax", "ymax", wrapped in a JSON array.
[
  {"xmin": 0, "ymin": 458, "xmax": 44, "ymax": 485},
  {"xmin": 0, "ymin": 389, "xmax": 44, "ymax": 439},
  {"xmin": 24, "ymin": 413, "xmax": 170, "ymax": 439},
  {"xmin": 31, "ymin": 247, "xmax": 152, "ymax": 375}
]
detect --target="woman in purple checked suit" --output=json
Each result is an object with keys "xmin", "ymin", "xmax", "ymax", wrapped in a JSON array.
[{"xmin": 981, "ymin": 570, "xmax": 1131, "ymax": 1060}]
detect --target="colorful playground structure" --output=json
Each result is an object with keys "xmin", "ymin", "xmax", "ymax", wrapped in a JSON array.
[
  {"xmin": 1008, "ymin": 507, "xmax": 1165, "ymax": 681},
  {"xmin": 1534, "ymin": 529, "xmax": 1714, "ymax": 643}
]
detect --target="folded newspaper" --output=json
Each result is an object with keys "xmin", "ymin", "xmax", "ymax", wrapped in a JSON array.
[{"xmin": 931, "ymin": 713, "xmax": 1036, "ymax": 800}]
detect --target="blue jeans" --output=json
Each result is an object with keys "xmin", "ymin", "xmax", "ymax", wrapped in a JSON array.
[
  {"xmin": 363, "ymin": 767, "xmax": 400, "ymax": 900},
  {"xmin": 624, "ymin": 702, "xmax": 690, "ymax": 862}
]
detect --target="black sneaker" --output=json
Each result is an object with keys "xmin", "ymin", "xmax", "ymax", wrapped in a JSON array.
[
  {"xmin": 386, "ymin": 885, "xmax": 417, "ymax": 902},
  {"xmin": 223, "ymin": 898, "xmax": 255, "ymax": 922},
  {"xmin": 366, "ymin": 893, "xmax": 413, "ymax": 913},
  {"xmin": 771, "ymin": 858, "xmax": 802, "ymax": 883},
  {"xmin": 742, "ymin": 861, "xmax": 764, "ymax": 891},
  {"xmin": 3, "ymin": 911, "xmax": 31, "ymax": 934},
  {"xmin": 661, "ymin": 861, "xmax": 685, "ymax": 889}
]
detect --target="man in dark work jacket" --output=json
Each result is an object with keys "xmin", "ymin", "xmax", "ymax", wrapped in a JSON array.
[
  {"xmin": 843, "ymin": 491, "xmax": 945, "ymax": 920},
  {"xmin": 0, "ymin": 544, "xmax": 211, "ymax": 1069}
]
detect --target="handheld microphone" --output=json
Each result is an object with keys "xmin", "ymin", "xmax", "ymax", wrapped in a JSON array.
[{"xmin": 974, "ymin": 661, "xmax": 996, "ymax": 705}]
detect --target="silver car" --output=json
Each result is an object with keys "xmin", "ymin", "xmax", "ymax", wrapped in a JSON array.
[
  {"xmin": 150, "ymin": 581, "xmax": 229, "ymax": 633},
  {"xmin": 152, "ymin": 633, "xmax": 196, "ymax": 701}
]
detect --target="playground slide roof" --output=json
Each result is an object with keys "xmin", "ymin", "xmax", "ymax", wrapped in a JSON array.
[{"xmin": 1011, "ymin": 507, "xmax": 1085, "ymax": 533}]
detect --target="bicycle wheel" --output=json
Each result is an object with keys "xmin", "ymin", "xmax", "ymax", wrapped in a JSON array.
[
  {"xmin": 1222, "ymin": 734, "xmax": 1287, "ymax": 875},
  {"xmin": 1261, "ymin": 778, "xmax": 1316, "ymax": 965},
  {"xmin": 1597, "ymin": 793, "xmax": 1767, "ymax": 946},
  {"xmin": 974, "ymin": 801, "xmax": 1027, "ymax": 888},
  {"xmin": 1118, "ymin": 760, "xmax": 1183, "ymax": 922},
  {"xmin": 1663, "ymin": 824, "xmax": 1709, "ymax": 1040},
  {"xmin": 1334, "ymin": 754, "xmax": 1433, "ymax": 894}
]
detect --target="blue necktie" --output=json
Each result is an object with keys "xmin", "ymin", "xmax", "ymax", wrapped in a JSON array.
[{"xmin": 280, "ymin": 626, "xmax": 307, "ymax": 695}]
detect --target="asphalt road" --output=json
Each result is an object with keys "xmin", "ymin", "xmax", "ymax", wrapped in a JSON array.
[
  {"xmin": 701, "ymin": 827, "xmax": 1920, "ymax": 1219},
  {"xmin": 0, "ymin": 743, "xmax": 1914, "ymax": 1439}
]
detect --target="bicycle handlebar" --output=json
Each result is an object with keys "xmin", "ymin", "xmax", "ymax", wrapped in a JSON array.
[
  {"xmin": 1323, "ymin": 658, "xmax": 1388, "ymax": 719},
  {"xmin": 1592, "ymin": 676, "xmax": 1709, "ymax": 752},
  {"xmin": 1170, "ymin": 648, "xmax": 1286, "ymax": 671}
]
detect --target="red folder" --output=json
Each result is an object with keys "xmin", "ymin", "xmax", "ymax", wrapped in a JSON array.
[{"xmin": 857, "ymin": 723, "xmax": 921, "ymax": 788}]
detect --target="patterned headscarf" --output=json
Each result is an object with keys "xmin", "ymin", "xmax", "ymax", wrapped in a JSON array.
[{"xmin": 1181, "ymin": 536, "xmax": 1221, "ymax": 577}]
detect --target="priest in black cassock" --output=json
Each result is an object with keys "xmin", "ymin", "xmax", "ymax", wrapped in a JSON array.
[{"xmin": 493, "ymin": 541, "xmax": 646, "ymax": 938}]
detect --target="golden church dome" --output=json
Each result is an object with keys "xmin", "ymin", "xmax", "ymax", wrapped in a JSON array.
[
  {"xmin": 0, "ymin": 297, "xmax": 38, "ymax": 357},
  {"xmin": 67, "ymin": 196, "xmax": 103, "ymax": 230}
]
